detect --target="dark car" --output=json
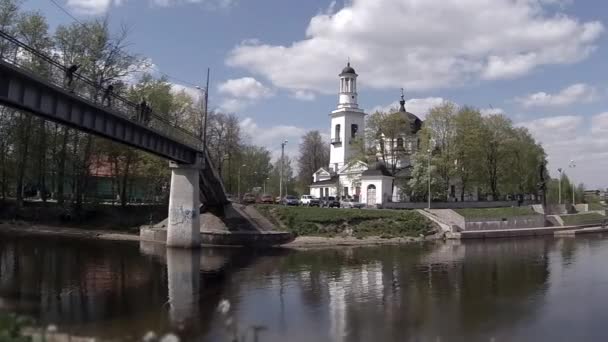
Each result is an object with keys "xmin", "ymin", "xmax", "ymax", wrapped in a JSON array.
[
  {"xmin": 321, "ymin": 196, "xmax": 340, "ymax": 208},
  {"xmin": 260, "ymin": 194, "xmax": 274, "ymax": 204},
  {"xmin": 242, "ymin": 193, "xmax": 256, "ymax": 204},
  {"xmin": 282, "ymin": 195, "xmax": 300, "ymax": 206}
]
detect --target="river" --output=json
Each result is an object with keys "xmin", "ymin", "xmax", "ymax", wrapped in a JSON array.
[{"xmin": 1, "ymin": 234, "xmax": 608, "ymax": 341}]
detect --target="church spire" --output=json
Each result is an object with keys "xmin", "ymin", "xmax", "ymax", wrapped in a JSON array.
[{"xmin": 399, "ymin": 88, "xmax": 406, "ymax": 112}]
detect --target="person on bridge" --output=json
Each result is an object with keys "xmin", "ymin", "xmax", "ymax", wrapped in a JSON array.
[
  {"xmin": 102, "ymin": 84, "xmax": 114, "ymax": 107},
  {"xmin": 64, "ymin": 64, "xmax": 80, "ymax": 92}
]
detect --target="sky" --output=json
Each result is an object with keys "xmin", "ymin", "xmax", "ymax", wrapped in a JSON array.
[{"xmin": 25, "ymin": 0, "xmax": 608, "ymax": 188}]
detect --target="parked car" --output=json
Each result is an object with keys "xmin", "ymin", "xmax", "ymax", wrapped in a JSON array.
[
  {"xmin": 321, "ymin": 196, "xmax": 340, "ymax": 208},
  {"xmin": 260, "ymin": 194, "xmax": 274, "ymax": 204},
  {"xmin": 282, "ymin": 195, "xmax": 300, "ymax": 206},
  {"xmin": 300, "ymin": 195, "xmax": 320, "ymax": 206},
  {"xmin": 340, "ymin": 198, "xmax": 365, "ymax": 209},
  {"xmin": 242, "ymin": 193, "xmax": 256, "ymax": 204}
]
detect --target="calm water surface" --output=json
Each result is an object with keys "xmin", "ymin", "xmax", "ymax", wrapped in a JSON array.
[{"xmin": 2, "ymin": 234, "xmax": 608, "ymax": 341}]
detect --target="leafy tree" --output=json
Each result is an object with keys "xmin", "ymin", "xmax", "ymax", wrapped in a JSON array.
[{"xmin": 297, "ymin": 130, "xmax": 329, "ymax": 187}]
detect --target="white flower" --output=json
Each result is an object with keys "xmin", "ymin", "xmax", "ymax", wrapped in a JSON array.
[
  {"xmin": 159, "ymin": 333, "xmax": 180, "ymax": 342},
  {"xmin": 217, "ymin": 299, "xmax": 231, "ymax": 314}
]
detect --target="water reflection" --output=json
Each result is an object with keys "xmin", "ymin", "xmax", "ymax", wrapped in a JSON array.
[{"xmin": 2, "ymin": 235, "xmax": 608, "ymax": 341}]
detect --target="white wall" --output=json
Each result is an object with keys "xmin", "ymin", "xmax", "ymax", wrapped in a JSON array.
[{"xmin": 360, "ymin": 176, "xmax": 393, "ymax": 205}]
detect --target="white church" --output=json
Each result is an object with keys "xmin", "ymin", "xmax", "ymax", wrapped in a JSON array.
[{"xmin": 309, "ymin": 63, "xmax": 424, "ymax": 206}]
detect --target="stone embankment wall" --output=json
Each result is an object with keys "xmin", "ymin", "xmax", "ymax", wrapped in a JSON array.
[
  {"xmin": 463, "ymin": 215, "xmax": 544, "ymax": 231},
  {"xmin": 429, "ymin": 208, "xmax": 544, "ymax": 232},
  {"xmin": 385, "ymin": 201, "xmax": 529, "ymax": 210}
]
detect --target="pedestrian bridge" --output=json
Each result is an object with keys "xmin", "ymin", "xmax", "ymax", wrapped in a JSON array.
[{"xmin": 0, "ymin": 30, "xmax": 227, "ymax": 247}]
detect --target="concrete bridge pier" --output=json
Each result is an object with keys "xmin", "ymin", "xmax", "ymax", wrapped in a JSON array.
[{"xmin": 167, "ymin": 160, "xmax": 202, "ymax": 248}]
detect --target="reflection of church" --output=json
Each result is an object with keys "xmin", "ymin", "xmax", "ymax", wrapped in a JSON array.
[{"xmin": 309, "ymin": 63, "xmax": 423, "ymax": 206}]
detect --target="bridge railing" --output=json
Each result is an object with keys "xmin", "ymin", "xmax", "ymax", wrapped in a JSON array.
[{"xmin": 0, "ymin": 30, "xmax": 202, "ymax": 151}]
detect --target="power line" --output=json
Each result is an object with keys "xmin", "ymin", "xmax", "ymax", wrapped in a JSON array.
[{"xmin": 46, "ymin": 0, "xmax": 201, "ymax": 88}]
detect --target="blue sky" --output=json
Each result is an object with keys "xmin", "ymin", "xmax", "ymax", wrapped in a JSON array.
[{"xmin": 27, "ymin": 0, "xmax": 608, "ymax": 188}]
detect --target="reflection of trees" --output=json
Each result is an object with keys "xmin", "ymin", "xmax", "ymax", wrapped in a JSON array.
[{"xmin": 0, "ymin": 237, "xmax": 170, "ymax": 337}]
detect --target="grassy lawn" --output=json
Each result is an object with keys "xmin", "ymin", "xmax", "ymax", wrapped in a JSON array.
[
  {"xmin": 254, "ymin": 205, "xmax": 434, "ymax": 238},
  {"xmin": 588, "ymin": 202, "xmax": 606, "ymax": 211},
  {"xmin": 561, "ymin": 213, "xmax": 606, "ymax": 226},
  {"xmin": 455, "ymin": 207, "xmax": 539, "ymax": 219}
]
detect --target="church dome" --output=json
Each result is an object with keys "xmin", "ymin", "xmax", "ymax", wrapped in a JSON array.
[
  {"xmin": 395, "ymin": 95, "xmax": 422, "ymax": 134},
  {"xmin": 340, "ymin": 62, "xmax": 356, "ymax": 75}
]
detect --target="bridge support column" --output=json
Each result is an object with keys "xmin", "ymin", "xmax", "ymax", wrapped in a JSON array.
[{"xmin": 167, "ymin": 160, "xmax": 202, "ymax": 248}]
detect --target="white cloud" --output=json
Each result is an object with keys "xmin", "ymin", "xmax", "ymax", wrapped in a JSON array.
[
  {"xmin": 239, "ymin": 117, "xmax": 308, "ymax": 160},
  {"xmin": 369, "ymin": 97, "xmax": 446, "ymax": 119},
  {"xmin": 227, "ymin": 0, "xmax": 602, "ymax": 95},
  {"xmin": 218, "ymin": 77, "xmax": 274, "ymax": 100},
  {"xmin": 518, "ymin": 114, "xmax": 608, "ymax": 188},
  {"xmin": 291, "ymin": 90, "xmax": 316, "ymax": 101},
  {"xmin": 67, "ymin": 0, "xmax": 113, "ymax": 15},
  {"xmin": 152, "ymin": 0, "xmax": 235, "ymax": 8},
  {"xmin": 67, "ymin": 0, "xmax": 235, "ymax": 15},
  {"xmin": 516, "ymin": 83, "xmax": 598, "ymax": 107},
  {"xmin": 217, "ymin": 77, "xmax": 274, "ymax": 113}
]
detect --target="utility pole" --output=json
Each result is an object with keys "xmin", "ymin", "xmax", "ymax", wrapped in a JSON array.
[
  {"xmin": 558, "ymin": 168, "xmax": 563, "ymax": 204},
  {"xmin": 427, "ymin": 138, "xmax": 434, "ymax": 210},
  {"xmin": 196, "ymin": 68, "xmax": 210, "ymax": 166},
  {"xmin": 279, "ymin": 140, "xmax": 288, "ymax": 199},
  {"xmin": 238, "ymin": 163, "xmax": 246, "ymax": 201},
  {"xmin": 569, "ymin": 160, "xmax": 576, "ymax": 205}
]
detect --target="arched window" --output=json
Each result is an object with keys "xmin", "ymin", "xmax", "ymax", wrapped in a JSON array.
[
  {"xmin": 335, "ymin": 124, "xmax": 341, "ymax": 140},
  {"xmin": 351, "ymin": 124, "xmax": 359, "ymax": 138}
]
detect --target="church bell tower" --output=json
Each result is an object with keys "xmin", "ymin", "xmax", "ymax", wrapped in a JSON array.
[{"xmin": 329, "ymin": 62, "xmax": 366, "ymax": 172}]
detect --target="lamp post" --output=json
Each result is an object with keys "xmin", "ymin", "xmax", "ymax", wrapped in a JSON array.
[
  {"xmin": 264, "ymin": 177, "xmax": 270, "ymax": 194},
  {"xmin": 238, "ymin": 163, "xmax": 246, "ymax": 201},
  {"xmin": 195, "ymin": 67, "xmax": 210, "ymax": 162},
  {"xmin": 427, "ymin": 138, "xmax": 435, "ymax": 210},
  {"xmin": 279, "ymin": 140, "xmax": 288, "ymax": 199},
  {"xmin": 557, "ymin": 167, "xmax": 563, "ymax": 204},
  {"xmin": 569, "ymin": 160, "xmax": 576, "ymax": 205}
]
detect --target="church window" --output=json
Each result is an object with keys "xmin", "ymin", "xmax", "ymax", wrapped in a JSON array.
[
  {"xmin": 335, "ymin": 124, "xmax": 341, "ymax": 140},
  {"xmin": 397, "ymin": 137, "xmax": 404, "ymax": 149},
  {"xmin": 351, "ymin": 124, "xmax": 359, "ymax": 138}
]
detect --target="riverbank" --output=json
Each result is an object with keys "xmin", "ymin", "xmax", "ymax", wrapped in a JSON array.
[{"xmin": 0, "ymin": 219, "xmax": 438, "ymax": 248}]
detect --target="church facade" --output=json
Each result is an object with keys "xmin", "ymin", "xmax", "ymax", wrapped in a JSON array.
[{"xmin": 309, "ymin": 63, "xmax": 421, "ymax": 206}]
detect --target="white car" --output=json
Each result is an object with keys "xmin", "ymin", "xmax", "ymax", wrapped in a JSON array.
[
  {"xmin": 340, "ymin": 198, "xmax": 365, "ymax": 209},
  {"xmin": 300, "ymin": 195, "xmax": 320, "ymax": 206}
]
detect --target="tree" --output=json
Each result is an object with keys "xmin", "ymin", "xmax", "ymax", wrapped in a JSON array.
[
  {"xmin": 480, "ymin": 114, "xmax": 512, "ymax": 199},
  {"xmin": 453, "ymin": 107, "xmax": 484, "ymax": 201},
  {"xmin": 297, "ymin": 131, "xmax": 329, "ymax": 186},
  {"xmin": 365, "ymin": 110, "xmax": 409, "ymax": 175},
  {"xmin": 420, "ymin": 102, "xmax": 457, "ymax": 200}
]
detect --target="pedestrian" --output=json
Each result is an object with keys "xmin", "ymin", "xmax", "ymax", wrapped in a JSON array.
[
  {"xmin": 64, "ymin": 64, "xmax": 79, "ymax": 92},
  {"xmin": 139, "ymin": 100, "xmax": 147, "ymax": 122},
  {"xmin": 102, "ymin": 84, "xmax": 114, "ymax": 107}
]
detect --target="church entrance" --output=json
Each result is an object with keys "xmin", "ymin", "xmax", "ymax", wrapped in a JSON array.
[{"xmin": 366, "ymin": 185, "xmax": 376, "ymax": 206}]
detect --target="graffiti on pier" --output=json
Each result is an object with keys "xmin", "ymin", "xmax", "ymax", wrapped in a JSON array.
[{"xmin": 169, "ymin": 205, "xmax": 198, "ymax": 226}]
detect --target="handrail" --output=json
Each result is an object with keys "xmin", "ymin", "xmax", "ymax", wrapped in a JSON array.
[{"xmin": 0, "ymin": 29, "xmax": 202, "ymax": 151}]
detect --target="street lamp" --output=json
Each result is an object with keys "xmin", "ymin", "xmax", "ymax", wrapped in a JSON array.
[
  {"xmin": 280, "ymin": 140, "xmax": 288, "ymax": 199},
  {"xmin": 196, "ymin": 68, "xmax": 210, "ymax": 161},
  {"xmin": 557, "ymin": 167, "xmax": 563, "ymax": 204},
  {"xmin": 569, "ymin": 160, "xmax": 576, "ymax": 205},
  {"xmin": 427, "ymin": 138, "xmax": 435, "ymax": 210},
  {"xmin": 238, "ymin": 163, "xmax": 246, "ymax": 201},
  {"xmin": 264, "ymin": 177, "xmax": 270, "ymax": 194}
]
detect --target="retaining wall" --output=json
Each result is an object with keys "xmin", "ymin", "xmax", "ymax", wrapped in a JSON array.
[
  {"xmin": 384, "ymin": 201, "xmax": 528, "ymax": 210},
  {"xmin": 463, "ymin": 215, "xmax": 545, "ymax": 231}
]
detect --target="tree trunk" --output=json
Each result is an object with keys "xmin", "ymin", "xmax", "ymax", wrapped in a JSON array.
[
  {"xmin": 57, "ymin": 127, "xmax": 69, "ymax": 205},
  {"xmin": 120, "ymin": 152, "xmax": 133, "ymax": 208},
  {"xmin": 15, "ymin": 114, "xmax": 33, "ymax": 207}
]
